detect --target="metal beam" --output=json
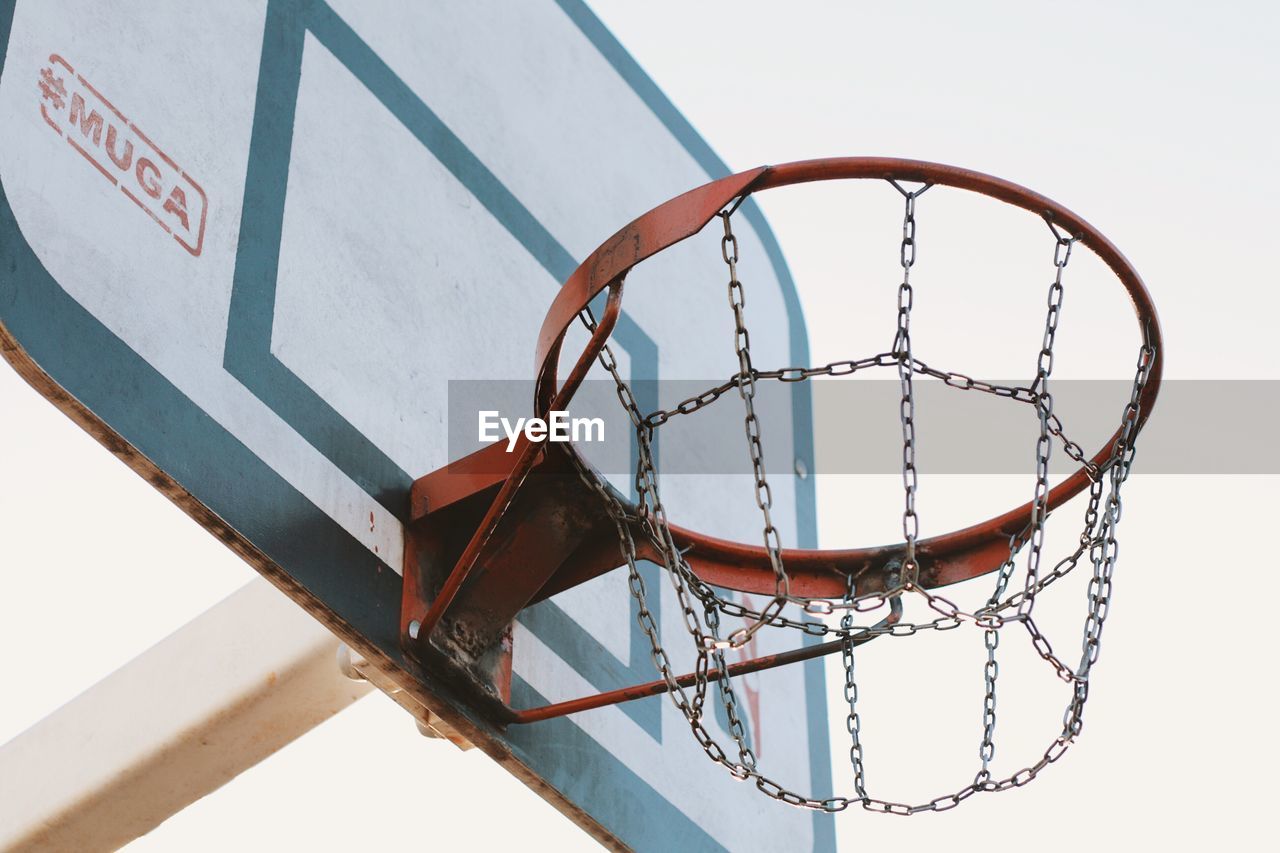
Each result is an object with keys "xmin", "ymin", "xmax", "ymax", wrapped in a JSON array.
[{"xmin": 0, "ymin": 579, "xmax": 372, "ymax": 852}]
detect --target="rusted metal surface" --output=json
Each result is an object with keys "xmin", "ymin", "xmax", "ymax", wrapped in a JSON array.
[
  {"xmin": 527, "ymin": 157, "xmax": 1161, "ymax": 596},
  {"xmin": 534, "ymin": 168, "xmax": 768, "ymax": 413},
  {"xmin": 0, "ymin": 324, "xmax": 627, "ymax": 853},
  {"xmin": 407, "ymin": 445, "xmax": 612, "ymax": 662},
  {"xmin": 411, "ymin": 283, "xmax": 625, "ymax": 650},
  {"xmin": 401, "ymin": 157, "xmax": 1164, "ymax": 720},
  {"xmin": 506, "ymin": 601, "xmax": 900, "ymax": 725},
  {"xmin": 509, "ymin": 637, "xmax": 849, "ymax": 724}
]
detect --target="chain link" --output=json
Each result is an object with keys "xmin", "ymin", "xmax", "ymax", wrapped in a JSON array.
[
  {"xmin": 717, "ymin": 211, "xmax": 789, "ymax": 648},
  {"xmin": 1075, "ymin": 340, "xmax": 1154, "ymax": 683},
  {"xmin": 1012, "ymin": 223, "xmax": 1074, "ymax": 628},
  {"xmin": 704, "ymin": 604, "xmax": 759, "ymax": 770},
  {"xmin": 565, "ymin": 183, "xmax": 1154, "ymax": 815},
  {"xmin": 642, "ymin": 354, "xmax": 1049, "ymax": 430},
  {"xmin": 841, "ymin": 571, "xmax": 869, "ymax": 800},
  {"xmin": 975, "ymin": 625, "xmax": 1000, "ymax": 783},
  {"xmin": 889, "ymin": 181, "xmax": 930, "ymax": 586}
]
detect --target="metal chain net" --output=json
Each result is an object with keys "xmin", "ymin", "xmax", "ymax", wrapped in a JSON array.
[{"xmin": 571, "ymin": 181, "xmax": 1156, "ymax": 814}]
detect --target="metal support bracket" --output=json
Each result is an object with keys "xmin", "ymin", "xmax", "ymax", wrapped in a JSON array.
[
  {"xmin": 398, "ymin": 442, "xmax": 912, "ymax": 726},
  {"xmin": 400, "ymin": 442, "xmax": 623, "ymax": 716}
]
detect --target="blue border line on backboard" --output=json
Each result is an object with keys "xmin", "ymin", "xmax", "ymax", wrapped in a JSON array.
[
  {"xmin": 0, "ymin": 2, "xmax": 705, "ymax": 847},
  {"xmin": 223, "ymin": 0, "xmax": 667, "ymax": 523},
  {"xmin": 223, "ymin": 0, "xmax": 667, "ymax": 739},
  {"xmin": 553, "ymin": 1, "xmax": 834, "ymax": 844},
  {"xmin": 0, "ymin": 0, "xmax": 829, "ymax": 848}
]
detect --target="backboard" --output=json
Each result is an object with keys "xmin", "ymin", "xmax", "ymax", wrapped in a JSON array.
[{"xmin": 0, "ymin": 1, "xmax": 828, "ymax": 850}]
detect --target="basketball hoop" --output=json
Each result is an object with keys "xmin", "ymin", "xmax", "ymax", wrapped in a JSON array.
[{"xmin": 400, "ymin": 157, "xmax": 1162, "ymax": 814}]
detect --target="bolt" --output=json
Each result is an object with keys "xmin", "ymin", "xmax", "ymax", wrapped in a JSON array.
[
  {"xmin": 794, "ymin": 458, "xmax": 809, "ymax": 480},
  {"xmin": 408, "ymin": 619, "xmax": 421, "ymax": 640}
]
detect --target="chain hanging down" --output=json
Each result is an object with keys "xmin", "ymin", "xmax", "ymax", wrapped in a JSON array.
[
  {"xmin": 574, "ymin": 180, "xmax": 1156, "ymax": 815},
  {"xmin": 888, "ymin": 180, "xmax": 930, "ymax": 590},
  {"xmin": 713, "ymin": 211, "xmax": 790, "ymax": 649}
]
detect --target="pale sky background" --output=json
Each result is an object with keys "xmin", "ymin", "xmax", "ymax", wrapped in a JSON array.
[{"xmin": 2, "ymin": 1, "xmax": 1277, "ymax": 850}]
